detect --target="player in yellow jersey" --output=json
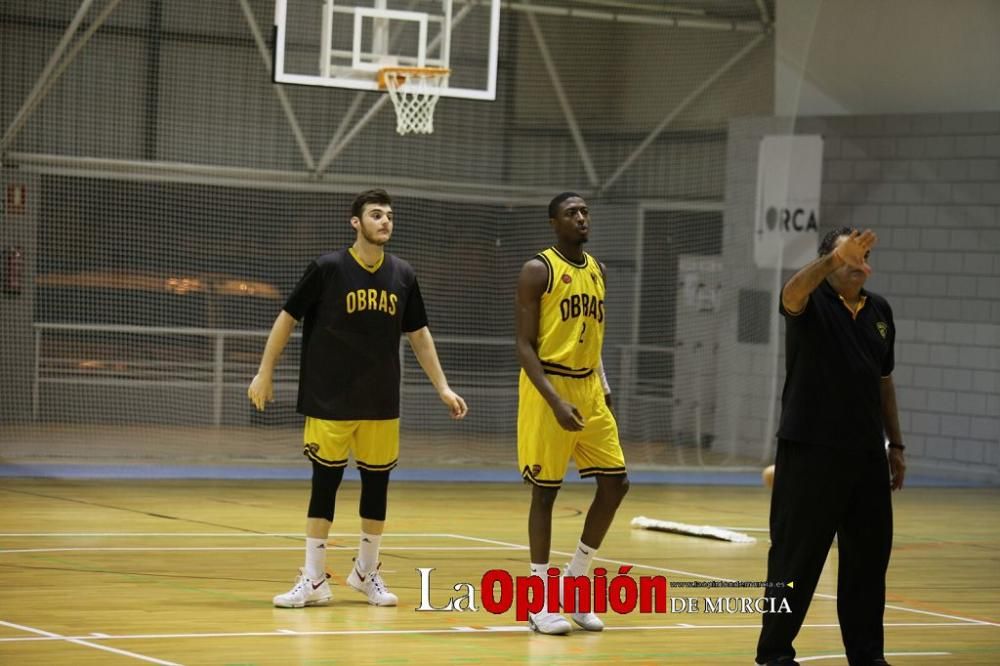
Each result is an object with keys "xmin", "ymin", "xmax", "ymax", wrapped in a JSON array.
[{"xmin": 515, "ymin": 192, "xmax": 629, "ymax": 635}]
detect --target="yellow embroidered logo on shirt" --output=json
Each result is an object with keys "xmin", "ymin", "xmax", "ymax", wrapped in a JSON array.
[{"xmin": 876, "ymin": 322, "xmax": 888, "ymax": 339}]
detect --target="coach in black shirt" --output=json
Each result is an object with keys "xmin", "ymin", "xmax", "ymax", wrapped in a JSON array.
[
  {"xmin": 756, "ymin": 227, "xmax": 905, "ymax": 666},
  {"xmin": 248, "ymin": 189, "xmax": 468, "ymax": 610}
]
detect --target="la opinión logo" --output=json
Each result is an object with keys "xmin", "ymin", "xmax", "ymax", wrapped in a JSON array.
[{"xmin": 415, "ymin": 567, "xmax": 791, "ymax": 619}]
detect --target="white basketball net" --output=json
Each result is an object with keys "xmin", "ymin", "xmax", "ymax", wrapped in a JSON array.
[{"xmin": 381, "ymin": 69, "xmax": 449, "ymax": 135}]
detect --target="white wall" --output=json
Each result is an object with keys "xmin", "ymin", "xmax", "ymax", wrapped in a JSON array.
[{"xmin": 777, "ymin": 0, "xmax": 1000, "ymax": 116}]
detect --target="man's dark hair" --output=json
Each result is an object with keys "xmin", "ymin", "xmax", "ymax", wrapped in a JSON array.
[
  {"xmin": 548, "ymin": 191, "xmax": 583, "ymax": 219},
  {"xmin": 352, "ymin": 188, "xmax": 392, "ymax": 219},
  {"xmin": 818, "ymin": 226, "xmax": 854, "ymax": 256}
]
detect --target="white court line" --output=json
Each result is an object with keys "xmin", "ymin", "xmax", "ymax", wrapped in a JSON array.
[
  {"xmin": 0, "ymin": 621, "xmax": 987, "ymax": 644},
  {"xmin": 444, "ymin": 533, "xmax": 531, "ymax": 548},
  {"xmin": 452, "ymin": 532, "xmax": 999, "ymax": 628},
  {"xmin": 0, "ymin": 532, "xmax": 528, "ymax": 554},
  {"xmin": 0, "ymin": 620, "xmax": 180, "ymax": 665},
  {"xmin": 878, "ymin": 601, "xmax": 997, "ymax": 627},
  {"xmin": 0, "ymin": 532, "xmax": 478, "ymax": 537},
  {"xmin": 800, "ymin": 595, "xmax": 999, "ymax": 627},
  {"xmin": 598, "ymin": 622, "xmax": 978, "ymax": 631},
  {"xmin": 4, "ymin": 532, "xmax": 995, "ymax": 629},
  {"xmin": 798, "ymin": 652, "xmax": 950, "ymax": 662},
  {"xmin": 0, "ymin": 545, "xmax": 519, "ymax": 554}
]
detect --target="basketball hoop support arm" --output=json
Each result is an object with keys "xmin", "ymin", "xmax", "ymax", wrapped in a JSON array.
[
  {"xmin": 237, "ymin": 0, "xmax": 316, "ymax": 171},
  {"xmin": 1, "ymin": 0, "xmax": 124, "ymax": 154},
  {"xmin": 600, "ymin": 32, "xmax": 768, "ymax": 194},
  {"xmin": 525, "ymin": 12, "xmax": 600, "ymax": 188}
]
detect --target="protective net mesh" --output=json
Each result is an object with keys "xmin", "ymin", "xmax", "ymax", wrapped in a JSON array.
[{"xmin": 1, "ymin": 0, "xmax": 781, "ymax": 473}]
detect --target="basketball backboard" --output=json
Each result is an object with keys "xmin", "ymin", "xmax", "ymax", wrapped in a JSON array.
[{"xmin": 273, "ymin": 0, "xmax": 500, "ymax": 100}]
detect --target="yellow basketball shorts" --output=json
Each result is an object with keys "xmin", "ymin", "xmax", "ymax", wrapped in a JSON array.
[
  {"xmin": 517, "ymin": 369, "xmax": 626, "ymax": 488},
  {"xmin": 303, "ymin": 417, "xmax": 399, "ymax": 472}
]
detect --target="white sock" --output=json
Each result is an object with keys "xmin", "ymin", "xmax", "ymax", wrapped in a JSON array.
[
  {"xmin": 304, "ymin": 537, "xmax": 327, "ymax": 581},
  {"xmin": 356, "ymin": 532, "xmax": 382, "ymax": 574},
  {"xmin": 566, "ymin": 540, "xmax": 597, "ymax": 577},
  {"xmin": 530, "ymin": 562, "xmax": 550, "ymax": 613}
]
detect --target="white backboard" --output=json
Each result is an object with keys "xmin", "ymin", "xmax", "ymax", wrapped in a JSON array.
[{"xmin": 273, "ymin": 0, "xmax": 501, "ymax": 101}]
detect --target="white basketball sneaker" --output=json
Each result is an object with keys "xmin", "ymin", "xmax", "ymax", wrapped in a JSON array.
[
  {"xmin": 346, "ymin": 560, "xmax": 398, "ymax": 606},
  {"xmin": 528, "ymin": 610, "xmax": 572, "ymax": 635},
  {"xmin": 273, "ymin": 569, "xmax": 332, "ymax": 608},
  {"xmin": 571, "ymin": 610, "xmax": 605, "ymax": 631},
  {"xmin": 562, "ymin": 566, "xmax": 605, "ymax": 631}
]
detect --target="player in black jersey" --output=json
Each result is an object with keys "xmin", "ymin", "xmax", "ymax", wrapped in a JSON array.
[
  {"xmin": 248, "ymin": 189, "xmax": 467, "ymax": 608},
  {"xmin": 756, "ymin": 228, "xmax": 904, "ymax": 666}
]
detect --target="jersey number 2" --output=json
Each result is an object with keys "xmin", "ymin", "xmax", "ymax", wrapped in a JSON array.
[{"xmin": 579, "ymin": 322, "xmax": 587, "ymax": 343}]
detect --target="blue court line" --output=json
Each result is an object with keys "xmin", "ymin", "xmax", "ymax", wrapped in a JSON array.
[{"xmin": 0, "ymin": 464, "xmax": 990, "ymax": 487}]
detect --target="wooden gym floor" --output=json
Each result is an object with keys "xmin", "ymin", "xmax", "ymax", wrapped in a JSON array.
[{"xmin": 0, "ymin": 479, "xmax": 997, "ymax": 665}]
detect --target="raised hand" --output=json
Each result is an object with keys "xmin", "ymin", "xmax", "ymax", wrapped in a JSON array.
[{"xmin": 834, "ymin": 229, "xmax": 878, "ymax": 275}]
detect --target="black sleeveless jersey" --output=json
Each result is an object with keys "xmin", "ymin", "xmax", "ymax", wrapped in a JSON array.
[{"xmin": 283, "ymin": 248, "xmax": 428, "ymax": 420}]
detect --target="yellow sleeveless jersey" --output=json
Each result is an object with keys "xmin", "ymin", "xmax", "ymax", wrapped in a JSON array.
[{"xmin": 535, "ymin": 247, "xmax": 606, "ymax": 377}]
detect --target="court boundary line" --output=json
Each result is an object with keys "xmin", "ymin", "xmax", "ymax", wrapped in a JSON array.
[
  {"xmin": 0, "ymin": 532, "xmax": 528, "ymax": 554},
  {"xmin": 0, "ymin": 621, "xmax": 987, "ymax": 643},
  {"xmin": 0, "ymin": 620, "xmax": 180, "ymax": 664},
  {"xmin": 0, "ymin": 546, "xmax": 522, "ymax": 553},
  {"xmin": 3, "ymin": 530, "xmax": 995, "ymax": 627},
  {"xmin": 2, "ymin": 530, "xmax": 996, "ymax": 660},
  {"xmin": 798, "ymin": 652, "xmax": 950, "ymax": 662},
  {"xmin": 0, "ymin": 532, "xmax": 514, "ymax": 538}
]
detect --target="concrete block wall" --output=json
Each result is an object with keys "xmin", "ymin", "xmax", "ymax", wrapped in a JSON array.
[
  {"xmin": 721, "ymin": 112, "xmax": 1000, "ymax": 483},
  {"xmin": 716, "ymin": 116, "xmax": 795, "ymax": 466}
]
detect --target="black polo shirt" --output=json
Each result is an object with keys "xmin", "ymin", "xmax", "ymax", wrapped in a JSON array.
[
  {"xmin": 776, "ymin": 279, "xmax": 895, "ymax": 450},
  {"xmin": 283, "ymin": 249, "xmax": 428, "ymax": 420}
]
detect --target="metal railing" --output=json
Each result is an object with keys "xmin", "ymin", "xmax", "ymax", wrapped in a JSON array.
[
  {"xmin": 32, "ymin": 324, "xmax": 703, "ymax": 446},
  {"xmin": 32, "ymin": 323, "xmax": 301, "ymax": 425},
  {"xmin": 31, "ymin": 323, "xmax": 518, "ymax": 426}
]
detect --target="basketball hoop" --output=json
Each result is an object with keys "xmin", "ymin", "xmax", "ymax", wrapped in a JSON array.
[{"xmin": 377, "ymin": 67, "xmax": 450, "ymax": 135}]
